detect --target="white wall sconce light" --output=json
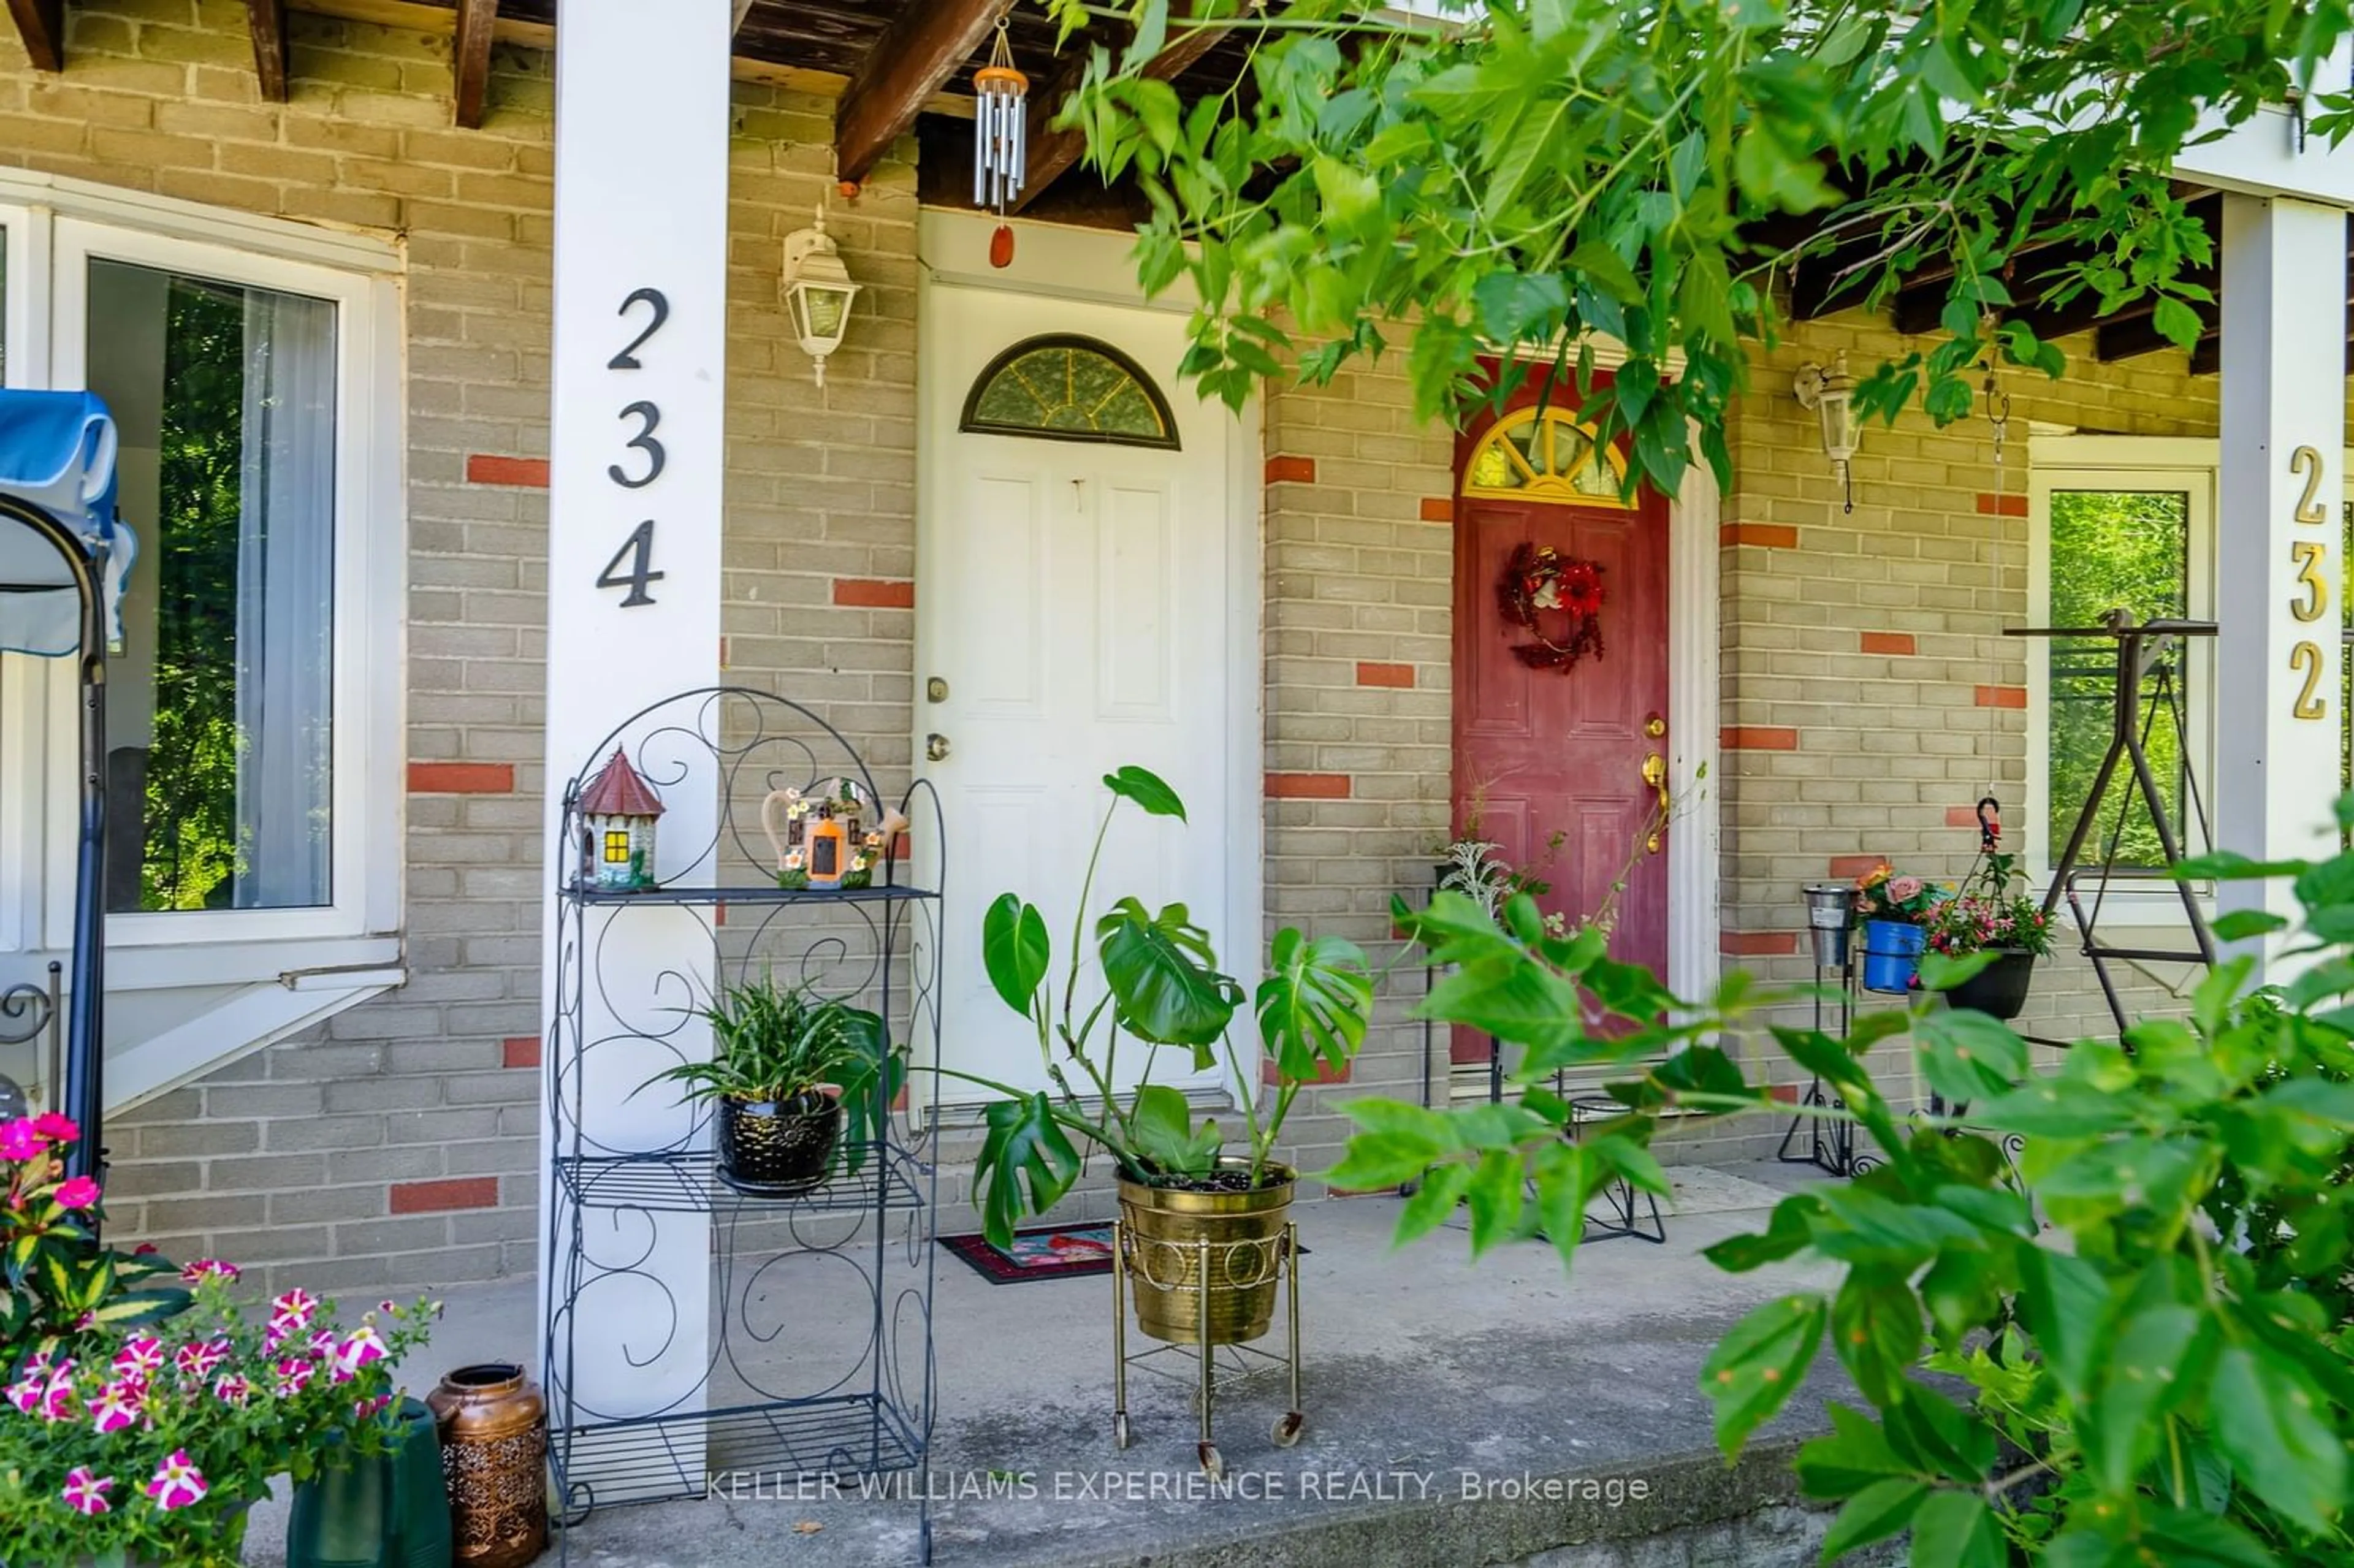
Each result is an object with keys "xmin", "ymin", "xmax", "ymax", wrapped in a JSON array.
[
  {"xmin": 782, "ymin": 204, "xmax": 861, "ymax": 388},
  {"xmin": 1793, "ymin": 352, "xmax": 1859, "ymax": 513}
]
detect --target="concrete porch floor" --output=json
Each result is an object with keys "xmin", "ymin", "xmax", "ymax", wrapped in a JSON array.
[{"xmin": 247, "ymin": 1161, "xmax": 1858, "ymax": 1568}]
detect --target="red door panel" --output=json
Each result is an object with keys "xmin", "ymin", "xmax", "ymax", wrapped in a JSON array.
[{"xmin": 1450, "ymin": 430, "xmax": 1670, "ymax": 1065}]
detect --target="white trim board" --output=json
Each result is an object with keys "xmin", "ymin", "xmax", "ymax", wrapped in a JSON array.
[{"xmin": 1667, "ymin": 449, "xmax": 1724, "ymax": 1006}]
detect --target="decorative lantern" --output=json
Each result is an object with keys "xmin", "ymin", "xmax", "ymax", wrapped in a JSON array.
[
  {"xmin": 782, "ymin": 204, "xmax": 861, "ymax": 387},
  {"xmin": 972, "ymin": 18, "xmax": 1029, "ymax": 266},
  {"xmin": 577, "ymin": 747, "xmax": 664, "ymax": 892},
  {"xmin": 1793, "ymin": 352, "xmax": 1859, "ymax": 513},
  {"xmin": 428, "ymin": 1363, "xmax": 549, "ymax": 1568}
]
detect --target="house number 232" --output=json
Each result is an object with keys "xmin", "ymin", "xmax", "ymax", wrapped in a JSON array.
[
  {"xmin": 2288, "ymin": 444, "xmax": 2330, "ymax": 721},
  {"xmin": 596, "ymin": 287, "xmax": 670, "ymax": 607}
]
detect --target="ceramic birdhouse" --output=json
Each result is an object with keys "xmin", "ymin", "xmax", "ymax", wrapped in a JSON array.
[{"xmin": 578, "ymin": 747, "xmax": 665, "ymax": 891}]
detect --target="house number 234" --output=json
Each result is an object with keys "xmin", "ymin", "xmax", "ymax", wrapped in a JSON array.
[
  {"xmin": 2288, "ymin": 445, "xmax": 2333, "ymax": 721},
  {"xmin": 596, "ymin": 287, "xmax": 670, "ymax": 607}
]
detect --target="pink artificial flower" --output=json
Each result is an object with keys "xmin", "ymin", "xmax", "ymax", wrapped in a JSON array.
[
  {"xmin": 211, "ymin": 1373, "xmax": 253, "ymax": 1407},
  {"xmin": 1887, "ymin": 876, "xmax": 1924, "ymax": 904},
  {"xmin": 30, "ymin": 1111, "xmax": 77, "ymax": 1143},
  {"xmin": 179, "ymin": 1258, "xmax": 241, "ymax": 1285},
  {"xmin": 88, "ymin": 1380, "xmax": 142, "ymax": 1435},
  {"xmin": 61, "ymin": 1467, "xmax": 112, "ymax": 1517},
  {"xmin": 332, "ymin": 1324, "xmax": 388, "ymax": 1383},
  {"xmin": 173, "ymin": 1339, "xmax": 230, "ymax": 1382},
  {"xmin": 111, "ymin": 1337, "xmax": 164, "ymax": 1382},
  {"xmin": 145, "ymin": 1449, "xmax": 208, "ymax": 1510},
  {"xmin": 273, "ymin": 1357, "xmax": 314, "ymax": 1398},
  {"xmin": 0, "ymin": 1117, "xmax": 41, "ymax": 1162},
  {"xmin": 53, "ymin": 1175, "xmax": 101, "ymax": 1211}
]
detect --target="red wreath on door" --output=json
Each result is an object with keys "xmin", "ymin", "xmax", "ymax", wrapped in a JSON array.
[{"xmin": 1497, "ymin": 544, "xmax": 1606, "ymax": 672}]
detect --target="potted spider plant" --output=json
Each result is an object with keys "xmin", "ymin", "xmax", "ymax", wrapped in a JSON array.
[
  {"xmin": 946, "ymin": 766, "xmax": 1374, "ymax": 1350},
  {"xmin": 641, "ymin": 976, "xmax": 900, "ymax": 1196}
]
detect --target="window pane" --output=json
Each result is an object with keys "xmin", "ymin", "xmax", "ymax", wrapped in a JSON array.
[
  {"xmin": 2045, "ymin": 490, "xmax": 2190, "ymax": 871},
  {"xmin": 86, "ymin": 260, "xmax": 336, "ymax": 912}
]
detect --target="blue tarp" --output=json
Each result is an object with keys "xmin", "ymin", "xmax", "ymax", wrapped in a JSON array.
[{"xmin": 0, "ymin": 389, "xmax": 135, "ymax": 658}]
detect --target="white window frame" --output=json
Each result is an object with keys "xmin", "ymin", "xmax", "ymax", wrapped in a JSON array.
[
  {"xmin": 2026, "ymin": 438, "xmax": 2219, "ymax": 925},
  {"xmin": 0, "ymin": 172, "xmax": 405, "ymax": 991}
]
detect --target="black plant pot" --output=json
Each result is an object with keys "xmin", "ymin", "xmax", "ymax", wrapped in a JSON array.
[
  {"xmin": 1946, "ymin": 950, "xmax": 2036, "ymax": 1021},
  {"xmin": 716, "ymin": 1090, "xmax": 842, "ymax": 1196}
]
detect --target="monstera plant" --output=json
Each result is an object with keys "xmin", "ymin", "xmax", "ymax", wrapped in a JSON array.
[{"xmin": 953, "ymin": 766, "xmax": 1373, "ymax": 1251}]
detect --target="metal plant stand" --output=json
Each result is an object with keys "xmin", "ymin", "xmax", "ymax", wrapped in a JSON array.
[
  {"xmin": 543, "ymin": 689, "xmax": 945, "ymax": 1564},
  {"xmin": 2008, "ymin": 619, "xmax": 2220, "ymax": 1042},
  {"xmin": 1780, "ymin": 886, "xmax": 1860, "ymax": 1176},
  {"xmin": 1108, "ymin": 1220, "xmax": 1305, "ymax": 1479}
]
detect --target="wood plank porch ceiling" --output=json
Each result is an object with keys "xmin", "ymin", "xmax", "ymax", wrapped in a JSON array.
[{"xmin": 2, "ymin": 1, "xmax": 2317, "ymax": 373}]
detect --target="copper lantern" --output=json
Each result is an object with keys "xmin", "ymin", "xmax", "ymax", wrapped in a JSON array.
[{"xmin": 428, "ymin": 1362, "xmax": 549, "ymax": 1567}]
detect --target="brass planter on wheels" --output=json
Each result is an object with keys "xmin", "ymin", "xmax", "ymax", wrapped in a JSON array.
[{"xmin": 1111, "ymin": 1160, "xmax": 1305, "ymax": 1479}]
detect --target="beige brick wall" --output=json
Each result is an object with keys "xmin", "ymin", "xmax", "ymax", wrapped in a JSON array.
[{"xmin": 0, "ymin": 0, "xmax": 918, "ymax": 1293}]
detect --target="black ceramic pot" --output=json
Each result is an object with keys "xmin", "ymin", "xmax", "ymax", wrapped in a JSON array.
[
  {"xmin": 1946, "ymin": 950, "xmax": 2036, "ymax": 1021},
  {"xmin": 716, "ymin": 1090, "xmax": 842, "ymax": 1195}
]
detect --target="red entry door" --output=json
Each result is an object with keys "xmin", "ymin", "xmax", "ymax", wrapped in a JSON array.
[{"xmin": 1451, "ymin": 413, "xmax": 1670, "ymax": 1063}]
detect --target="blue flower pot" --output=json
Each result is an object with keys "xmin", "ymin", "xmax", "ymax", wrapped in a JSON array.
[{"xmin": 1861, "ymin": 919, "xmax": 1925, "ymax": 994}]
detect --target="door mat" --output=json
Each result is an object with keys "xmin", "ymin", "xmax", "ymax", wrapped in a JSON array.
[{"xmin": 939, "ymin": 1224, "xmax": 1308, "ymax": 1285}]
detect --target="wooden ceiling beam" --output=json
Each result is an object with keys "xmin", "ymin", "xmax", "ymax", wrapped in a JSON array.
[
  {"xmin": 248, "ymin": 0, "xmax": 292, "ymax": 101},
  {"xmin": 4, "ymin": 0, "xmax": 61, "ymax": 72},
  {"xmin": 452, "ymin": 0, "xmax": 494, "ymax": 127},
  {"xmin": 835, "ymin": 0, "xmax": 1018, "ymax": 186},
  {"xmin": 1009, "ymin": 5, "xmax": 1226, "ymax": 215}
]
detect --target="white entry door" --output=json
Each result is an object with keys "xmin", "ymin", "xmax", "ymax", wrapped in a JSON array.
[{"xmin": 918, "ymin": 284, "xmax": 1240, "ymax": 1101}]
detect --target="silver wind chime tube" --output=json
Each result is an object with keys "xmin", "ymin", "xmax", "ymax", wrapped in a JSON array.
[{"xmin": 973, "ymin": 20, "xmax": 1029, "ymax": 216}]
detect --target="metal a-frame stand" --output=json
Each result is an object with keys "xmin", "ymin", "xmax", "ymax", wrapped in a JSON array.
[{"xmin": 2007, "ymin": 618, "xmax": 2219, "ymax": 1043}]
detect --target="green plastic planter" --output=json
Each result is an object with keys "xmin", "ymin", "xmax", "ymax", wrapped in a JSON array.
[{"xmin": 287, "ymin": 1397, "xmax": 454, "ymax": 1568}]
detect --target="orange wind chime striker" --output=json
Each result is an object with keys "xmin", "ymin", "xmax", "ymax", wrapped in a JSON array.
[{"xmin": 973, "ymin": 19, "xmax": 1028, "ymax": 267}]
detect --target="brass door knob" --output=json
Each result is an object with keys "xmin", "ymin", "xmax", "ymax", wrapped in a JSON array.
[
  {"xmin": 926, "ymin": 733, "xmax": 951, "ymax": 762},
  {"xmin": 1644, "ymin": 714, "xmax": 1666, "ymax": 739},
  {"xmin": 1640, "ymin": 752, "xmax": 1669, "ymax": 853}
]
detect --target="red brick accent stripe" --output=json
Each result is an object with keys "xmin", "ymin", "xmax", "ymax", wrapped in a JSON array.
[
  {"xmin": 1265, "ymin": 772, "xmax": 1350, "ymax": 799},
  {"xmin": 1263, "ymin": 1056, "xmax": 1352, "ymax": 1086},
  {"xmin": 1976, "ymin": 492, "xmax": 2028, "ymax": 517},
  {"xmin": 1720, "ymin": 931, "xmax": 1798, "ymax": 956},
  {"xmin": 1859, "ymin": 631, "xmax": 1916, "ymax": 656},
  {"xmin": 1946, "ymin": 805, "xmax": 1981, "ymax": 829},
  {"xmin": 1419, "ymin": 497, "xmax": 1453, "ymax": 523},
  {"xmin": 389, "ymin": 1178, "xmax": 500, "ymax": 1215},
  {"xmin": 408, "ymin": 762, "xmax": 514, "ymax": 794},
  {"xmin": 1720, "ymin": 523, "xmax": 1799, "ymax": 549},
  {"xmin": 1827, "ymin": 854, "xmax": 1884, "ymax": 880},
  {"xmin": 833, "ymin": 578, "xmax": 915, "ymax": 609},
  {"xmin": 1975, "ymin": 685, "xmax": 2028, "ymax": 709},
  {"xmin": 466, "ymin": 454, "xmax": 549, "ymax": 488},
  {"xmin": 1357, "ymin": 661, "xmax": 1415, "ymax": 689},
  {"xmin": 503, "ymin": 1036, "xmax": 541, "ymax": 1070},
  {"xmin": 1721, "ymin": 726, "xmax": 1799, "ymax": 751},
  {"xmin": 1265, "ymin": 455, "xmax": 1317, "ymax": 484}
]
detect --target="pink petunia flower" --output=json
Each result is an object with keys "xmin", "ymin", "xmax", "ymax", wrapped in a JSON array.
[
  {"xmin": 146, "ymin": 1449, "xmax": 208, "ymax": 1510},
  {"xmin": 88, "ymin": 1380, "xmax": 142, "ymax": 1435},
  {"xmin": 211, "ymin": 1373, "xmax": 253, "ymax": 1407},
  {"xmin": 53, "ymin": 1175, "xmax": 101, "ymax": 1211},
  {"xmin": 271, "ymin": 1287, "xmax": 319, "ymax": 1326},
  {"xmin": 0, "ymin": 1117, "xmax": 41, "ymax": 1162},
  {"xmin": 111, "ymin": 1337, "xmax": 164, "ymax": 1382},
  {"xmin": 35, "ymin": 1372, "xmax": 77, "ymax": 1421},
  {"xmin": 61, "ymin": 1467, "xmax": 112, "ymax": 1517},
  {"xmin": 173, "ymin": 1339, "xmax": 230, "ymax": 1382},
  {"xmin": 307, "ymin": 1329, "xmax": 340, "ymax": 1361},
  {"xmin": 179, "ymin": 1258, "xmax": 241, "ymax": 1285},
  {"xmin": 30, "ymin": 1111, "xmax": 78, "ymax": 1144},
  {"xmin": 3, "ymin": 1374, "xmax": 44, "ymax": 1415},
  {"xmin": 331, "ymin": 1324, "xmax": 388, "ymax": 1383},
  {"xmin": 273, "ymin": 1357, "xmax": 314, "ymax": 1398},
  {"xmin": 352, "ymin": 1393, "xmax": 393, "ymax": 1421}
]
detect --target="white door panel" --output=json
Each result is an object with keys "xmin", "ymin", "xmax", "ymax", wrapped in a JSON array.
[{"xmin": 919, "ymin": 287, "xmax": 1231, "ymax": 1100}]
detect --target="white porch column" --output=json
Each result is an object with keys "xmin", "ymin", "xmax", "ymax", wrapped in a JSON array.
[
  {"xmin": 2216, "ymin": 193, "xmax": 2346, "ymax": 960},
  {"xmin": 538, "ymin": 0, "xmax": 732, "ymax": 1483}
]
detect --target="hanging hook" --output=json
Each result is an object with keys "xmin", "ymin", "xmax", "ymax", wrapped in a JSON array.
[{"xmin": 1976, "ymin": 795, "xmax": 2002, "ymax": 855}]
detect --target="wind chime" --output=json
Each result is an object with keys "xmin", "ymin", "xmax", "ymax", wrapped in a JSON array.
[{"xmin": 973, "ymin": 19, "xmax": 1029, "ymax": 268}]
